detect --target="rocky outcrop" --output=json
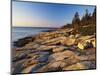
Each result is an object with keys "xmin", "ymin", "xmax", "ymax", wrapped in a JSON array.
[
  {"xmin": 92, "ymin": 39, "xmax": 96, "ymax": 47},
  {"xmin": 77, "ymin": 37, "xmax": 95, "ymax": 50},
  {"xmin": 12, "ymin": 27, "xmax": 96, "ymax": 74},
  {"xmin": 62, "ymin": 63, "xmax": 86, "ymax": 70},
  {"xmin": 52, "ymin": 47, "xmax": 65, "ymax": 52},
  {"xmin": 14, "ymin": 36, "xmax": 35, "ymax": 47},
  {"xmin": 48, "ymin": 50, "xmax": 79, "ymax": 61},
  {"xmin": 61, "ymin": 37, "xmax": 76, "ymax": 46}
]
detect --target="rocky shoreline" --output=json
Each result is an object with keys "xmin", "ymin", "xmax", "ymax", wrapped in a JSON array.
[{"xmin": 12, "ymin": 27, "xmax": 96, "ymax": 74}]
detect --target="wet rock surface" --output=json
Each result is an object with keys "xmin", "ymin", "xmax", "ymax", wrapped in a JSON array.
[{"xmin": 12, "ymin": 28, "xmax": 96, "ymax": 74}]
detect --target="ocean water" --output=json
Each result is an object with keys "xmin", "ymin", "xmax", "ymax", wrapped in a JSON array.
[{"xmin": 12, "ymin": 27, "xmax": 54, "ymax": 42}]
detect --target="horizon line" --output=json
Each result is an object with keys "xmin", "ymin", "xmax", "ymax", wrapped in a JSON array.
[{"xmin": 12, "ymin": 26, "xmax": 59, "ymax": 29}]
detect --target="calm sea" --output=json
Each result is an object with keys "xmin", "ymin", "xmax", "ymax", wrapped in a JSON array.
[{"xmin": 12, "ymin": 27, "xmax": 55, "ymax": 42}]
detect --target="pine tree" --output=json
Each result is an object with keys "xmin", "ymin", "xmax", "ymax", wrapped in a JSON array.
[
  {"xmin": 81, "ymin": 9, "xmax": 92, "ymax": 25},
  {"xmin": 72, "ymin": 12, "xmax": 80, "ymax": 34},
  {"xmin": 85, "ymin": 9, "xmax": 89, "ymax": 19},
  {"xmin": 92, "ymin": 7, "xmax": 96, "ymax": 24},
  {"xmin": 81, "ymin": 15, "xmax": 85, "ymax": 26}
]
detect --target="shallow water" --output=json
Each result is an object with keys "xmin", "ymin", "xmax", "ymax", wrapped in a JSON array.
[{"xmin": 12, "ymin": 27, "xmax": 55, "ymax": 42}]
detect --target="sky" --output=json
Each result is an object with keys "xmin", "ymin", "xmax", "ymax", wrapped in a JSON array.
[{"xmin": 12, "ymin": 1, "xmax": 95, "ymax": 27}]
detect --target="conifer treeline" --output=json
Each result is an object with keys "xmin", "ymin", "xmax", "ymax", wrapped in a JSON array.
[
  {"xmin": 72, "ymin": 7, "xmax": 96, "ymax": 34},
  {"xmin": 62, "ymin": 7, "xmax": 96, "ymax": 35}
]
